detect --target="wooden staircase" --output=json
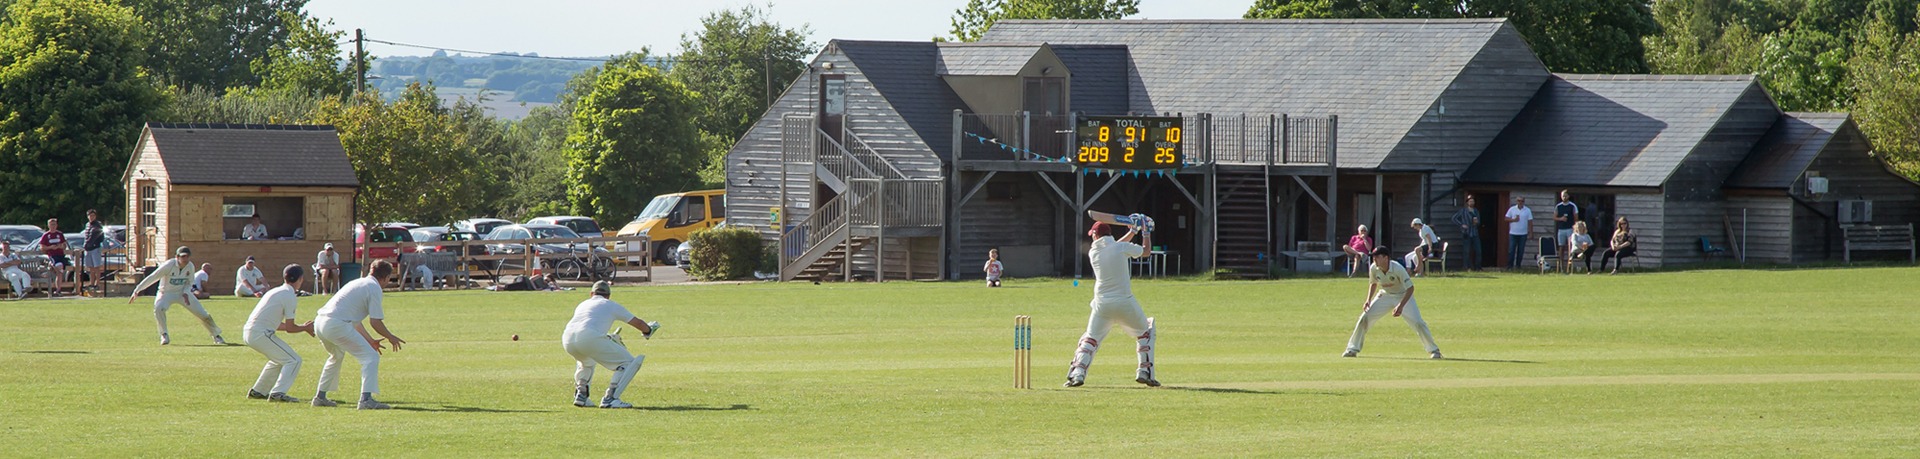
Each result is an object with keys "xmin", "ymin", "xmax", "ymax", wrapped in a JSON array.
[
  {"xmin": 1214, "ymin": 168, "xmax": 1272, "ymax": 278},
  {"xmin": 790, "ymin": 236, "xmax": 875, "ymax": 282}
]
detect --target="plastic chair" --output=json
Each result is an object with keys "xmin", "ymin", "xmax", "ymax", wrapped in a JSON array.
[
  {"xmin": 1535, "ymin": 236, "xmax": 1559, "ymax": 274},
  {"xmin": 1699, "ymin": 237, "xmax": 1727, "ymax": 259}
]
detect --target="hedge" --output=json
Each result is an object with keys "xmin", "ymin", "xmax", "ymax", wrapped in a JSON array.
[{"xmin": 688, "ymin": 227, "xmax": 763, "ymax": 281}]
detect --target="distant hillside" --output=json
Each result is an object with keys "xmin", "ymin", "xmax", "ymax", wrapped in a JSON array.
[{"xmin": 369, "ymin": 51, "xmax": 602, "ymax": 104}]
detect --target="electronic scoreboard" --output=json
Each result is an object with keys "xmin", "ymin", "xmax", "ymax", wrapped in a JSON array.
[{"xmin": 1074, "ymin": 116, "xmax": 1183, "ymax": 170}]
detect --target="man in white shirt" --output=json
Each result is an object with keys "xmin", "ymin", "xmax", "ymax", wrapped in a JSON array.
[
  {"xmin": 315, "ymin": 243, "xmax": 341, "ymax": 294},
  {"xmin": 244, "ymin": 264, "xmax": 315, "ymax": 403},
  {"xmin": 562, "ymin": 281, "xmax": 660, "ymax": 408},
  {"xmin": 235, "ymin": 256, "xmax": 270, "ymax": 297},
  {"xmin": 311, "ymin": 260, "xmax": 407, "ymax": 410},
  {"xmin": 1344, "ymin": 246, "xmax": 1442, "ymax": 359},
  {"xmin": 192, "ymin": 263, "xmax": 213, "ymax": 300},
  {"xmin": 1505, "ymin": 196, "xmax": 1534, "ymax": 269},
  {"xmin": 1403, "ymin": 218, "xmax": 1441, "ymax": 276},
  {"xmin": 1065, "ymin": 215, "xmax": 1159, "ymax": 388},
  {"xmin": 1, "ymin": 241, "xmax": 30, "ymax": 299},
  {"xmin": 129, "ymin": 247, "xmax": 226, "ymax": 346},
  {"xmin": 242, "ymin": 214, "xmax": 269, "ymax": 240}
]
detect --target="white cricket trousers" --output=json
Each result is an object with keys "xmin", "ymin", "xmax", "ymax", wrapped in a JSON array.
[
  {"xmin": 244, "ymin": 329, "xmax": 301, "ymax": 395},
  {"xmin": 3, "ymin": 267, "xmax": 27, "ymax": 294},
  {"xmin": 315, "ymin": 318, "xmax": 380, "ymax": 395},
  {"xmin": 1346, "ymin": 293, "xmax": 1440, "ymax": 354},
  {"xmin": 562, "ymin": 332, "xmax": 643, "ymax": 402},
  {"xmin": 154, "ymin": 292, "xmax": 222, "ymax": 337},
  {"xmin": 1068, "ymin": 297, "xmax": 1156, "ymax": 380}
]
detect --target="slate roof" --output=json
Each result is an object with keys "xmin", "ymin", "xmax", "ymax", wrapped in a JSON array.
[
  {"xmin": 1725, "ymin": 113, "xmax": 1850, "ymax": 189},
  {"xmin": 935, "ymin": 44, "xmax": 1041, "ymax": 76},
  {"xmin": 1462, "ymin": 75, "xmax": 1763, "ymax": 188},
  {"xmin": 836, "ymin": 40, "xmax": 971, "ymax": 159},
  {"xmin": 978, "ymin": 19, "xmax": 1523, "ymax": 169},
  {"xmin": 133, "ymin": 123, "xmax": 360, "ymax": 187},
  {"xmin": 1048, "ymin": 44, "xmax": 1131, "ymax": 116}
]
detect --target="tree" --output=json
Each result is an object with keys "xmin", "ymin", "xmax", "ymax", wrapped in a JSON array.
[
  {"xmin": 251, "ymin": 11, "xmax": 352, "ymax": 98},
  {"xmin": 564, "ymin": 53, "xmax": 705, "ymax": 224},
  {"xmin": 1245, "ymin": 0, "xmax": 1661, "ymax": 73},
  {"xmin": 308, "ymin": 84, "xmax": 493, "ymax": 225},
  {"xmin": 122, "ymin": 0, "xmax": 310, "ymax": 91},
  {"xmin": 0, "ymin": 0, "xmax": 166, "ymax": 223},
  {"xmin": 673, "ymin": 5, "xmax": 815, "ymax": 189},
  {"xmin": 951, "ymin": 0, "xmax": 1140, "ymax": 42},
  {"xmin": 154, "ymin": 86, "xmax": 324, "ymax": 124},
  {"xmin": 1847, "ymin": 16, "xmax": 1920, "ymax": 178}
]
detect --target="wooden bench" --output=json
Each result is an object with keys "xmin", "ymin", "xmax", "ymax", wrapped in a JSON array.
[{"xmin": 1842, "ymin": 224, "xmax": 1915, "ymax": 263}]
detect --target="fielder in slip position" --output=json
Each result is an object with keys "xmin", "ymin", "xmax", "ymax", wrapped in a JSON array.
[
  {"xmin": 312, "ymin": 260, "xmax": 407, "ymax": 410},
  {"xmin": 243, "ymin": 264, "xmax": 315, "ymax": 403},
  {"xmin": 562, "ymin": 281, "xmax": 660, "ymax": 408},
  {"xmin": 1344, "ymin": 246, "xmax": 1443, "ymax": 360},
  {"xmin": 1065, "ymin": 211, "xmax": 1159, "ymax": 388},
  {"xmin": 129, "ymin": 246, "xmax": 226, "ymax": 346}
]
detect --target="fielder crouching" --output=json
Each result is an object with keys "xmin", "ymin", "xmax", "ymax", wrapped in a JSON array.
[
  {"xmin": 562, "ymin": 280, "xmax": 660, "ymax": 409},
  {"xmin": 244, "ymin": 264, "xmax": 315, "ymax": 402}
]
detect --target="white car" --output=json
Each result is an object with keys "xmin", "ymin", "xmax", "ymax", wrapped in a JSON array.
[
  {"xmin": 526, "ymin": 216, "xmax": 603, "ymax": 238},
  {"xmin": 452, "ymin": 218, "xmax": 514, "ymax": 236}
]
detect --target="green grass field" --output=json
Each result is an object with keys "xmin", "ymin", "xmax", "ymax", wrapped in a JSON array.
[{"xmin": 4, "ymin": 267, "xmax": 1919, "ymax": 457}]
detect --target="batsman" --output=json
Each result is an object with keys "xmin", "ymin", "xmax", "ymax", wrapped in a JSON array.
[{"xmin": 1066, "ymin": 211, "xmax": 1159, "ymax": 388}]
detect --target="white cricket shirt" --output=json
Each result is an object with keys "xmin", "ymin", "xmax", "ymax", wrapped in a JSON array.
[
  {"xmin": 1369, "ymin": 261, "xmax": 1414, "ymax": 296},
  {"xmin": 132, "ymin": 259, "xmax": 197, "ymax": 295},
  {"xmin": 1088, "ymin": 236, "xmax": 1144, "ymax": 301},
  {"xmin": 317, "ymin": 277, "xmax": 385, "ymax": 322},
  {"xmin": 564, "ymin": 297, "xmax": 635, "ymax": 336},
  {"xmin": 245, "ymin": 285, "xmax": 300, "ymax": 335}
]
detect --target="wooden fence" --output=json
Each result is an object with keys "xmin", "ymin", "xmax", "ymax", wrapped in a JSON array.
[{"xmin": 356, "ymin": 235, "xmax": 651, "ymax": 289}]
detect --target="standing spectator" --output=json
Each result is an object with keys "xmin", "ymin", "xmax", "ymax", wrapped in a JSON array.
[
  {"xmin": 1504, "ymin": 197, "xmax": 1534, "ymax": 269},
  {"xmin": 192, "ymin": 263, "xmax": 214, "ymax": 300},
  {"xmin": 983, "ymin": 248, "xmax": 1004, "ymax": 287},
  {"xmin": 1554, "ymin": 190, "xmax": 1580, "ymax": 261},
  {"xmin": 38, "ymin": 218, "xmax": 69, "ymax": 296},
  {"xmin": 1568, "ymin": 221, "xmax": 1596, "ymax": 273},
  {"xmin": 1342, "ymin": 225, "xmax": 1374, "ymax": 277},
  {"xmin": 1599, "ymin": 217, "xmax": 1638, "ymax": 275},
  {"xmin": 82, "ymin": 209, "xmax": 107, "ymax": 296},
  {"xmin": 235, "ymin": 256, "xmax": 270, "ymax": 297},
  {"xmin": 1451, "ymin": 196, "xmax": 1482, "ymax": 270},
  {"xmin": 1, "ymin": 241, "xmax": 29, "ymax": 299},
  {"xmin": 242, "ymin": 214, "xmax": 269, "ymax": 240},
  {"xmin": 1404, "ymin": 218, "xmax": 1440, "ymax": 276},
  {"xmin": 315, "ymin": 243, "xmax": 341, "ymax": 294}
]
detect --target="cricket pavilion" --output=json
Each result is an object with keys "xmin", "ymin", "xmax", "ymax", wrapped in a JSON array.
[{"xmin": 723, "ymin": 19, "xmax": 1920, "ymax": 282}]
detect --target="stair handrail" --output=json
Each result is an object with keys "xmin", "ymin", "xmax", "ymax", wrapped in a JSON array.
[{"xmin": 845, "ymin": 134, "xmax": 909, "ymax": 180}]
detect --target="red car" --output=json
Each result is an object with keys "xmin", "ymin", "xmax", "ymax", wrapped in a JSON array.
[{"xmin": 354, "ymin": 224, "xmax": 417, "ymax": 261}]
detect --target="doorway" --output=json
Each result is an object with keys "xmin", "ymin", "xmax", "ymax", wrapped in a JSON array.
[
  {"xmin": 818, "ymin": 75, "xmax": 846, "ymax": 141},
  {"xmin": 1470, "ymin": 191, "xmax": 1502, "ymax": 269}
]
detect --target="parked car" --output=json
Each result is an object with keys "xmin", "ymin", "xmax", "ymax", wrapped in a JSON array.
[
  {"xmin": 617, "ymin": 189, "xmax": 725, "ymax": 263},
  {"xmin": 674, "ymin": 220, "xmax": 731, "ymax": 270},
  {"xmin": 105, "ymin": 225, "xmax": 127, "ymax": 243},
  {"xmin": 452, "ymin": 218, "xmax": 514, "ymax": 236},
  {"xmin": 409, "ymin": 226, "xmax": 450, "ymax": 247},
  {"xmin": 0, "ymin": 225, "xmax": 44, "ymax": 248},
  {"xmin": 423, "ymin": 230, "xmax": 486, "ymax": 256},
  {"xmin": 527, "ymin": 216, "xmax": 604, "ymax": 238},
  {"xmin": 354, "ymin": 223, "xmax": 417, "ymax": 260},
  {"xmin": 482, "ymin": 224, "xmax": 593, "ymax": 255},
  {"xmin": 380, "ymin": 222, "xmax": 421, "ymax": 230},
  {"xmin": 57, "ymin": 232, "xmax": 127, "ymax": 281}
]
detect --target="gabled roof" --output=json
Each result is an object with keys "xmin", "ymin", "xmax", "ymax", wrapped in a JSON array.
[
  {"xmin": 129, "ymin": 123, "xmax": 360, "ymax": 187},
  {"xmin": 835, "ymin": 40, "xmax": 971, "ymax": 159},
  {"xmin": 1048, "ymin": 44, "xmax": 1131, "ymax": 116},
  {"xmin": 978, "ymin": 19, "xmax": 1530, "ymax": 169},
  {"xmin": 1463, "ymin": 75, "xmax": 1765, "ymax": 187},
  {"xmin": 1725, "ymin": 113, "xmax": 1850, "ymax": 189},
  {"xmin": 936, "ymin": 43, "xmax": 1042, "ymax": 76}
]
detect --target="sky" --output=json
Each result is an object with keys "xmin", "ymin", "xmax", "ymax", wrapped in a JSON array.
[{"xmin": 304, "ymin": 0, "xmax": 1254, "ymax": 58}]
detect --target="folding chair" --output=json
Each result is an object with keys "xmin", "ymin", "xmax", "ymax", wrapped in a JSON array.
[{"xmin": 1535, "ymin": 236, "xmax": 1559, "ymax": 274}]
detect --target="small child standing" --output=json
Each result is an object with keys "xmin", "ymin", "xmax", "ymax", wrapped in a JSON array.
[{"xmin": 983, "ymin": 249, "xmax": 1004, "ymax": 287}]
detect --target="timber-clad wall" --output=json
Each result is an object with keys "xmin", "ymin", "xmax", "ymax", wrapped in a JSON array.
[
  {"xmin": 1659, "ymin": 85, "xmax": 1780, "ymax": 265},
  {"xmin": 1615, "ymin": 193, "xmax": 1666, "ymax": 266},
  {"xmin": 955, "ymin": 174, "xmax": 1059, "ymax": 278},
  {"xmin": 1793, "ymin": 123, "xmax": 1920, "ymax": 262},
  {"xmin": 126, "ymin": 137, "xmax": 171, "ymax": 266},
  {"xmin": 1725, "ymin": 196, "xmax": 1793, "ymax": 264},
  {"xmin": 144, "ymin": 186, "xmax": 353, "ymax": 294}
]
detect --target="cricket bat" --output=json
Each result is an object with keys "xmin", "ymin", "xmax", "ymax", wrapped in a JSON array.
[{"xmin": 1087, "ymin": 210, "xmax": 1153, "ymax": 232}]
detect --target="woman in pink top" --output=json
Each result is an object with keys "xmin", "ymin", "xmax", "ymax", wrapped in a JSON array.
[{"xmin": 1343, "ymin": 225, "xmax": 1374, "ymax": 277}]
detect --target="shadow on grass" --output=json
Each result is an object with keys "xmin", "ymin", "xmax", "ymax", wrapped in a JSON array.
[
  {"xmin": 1359, "ymin": 356, "xmax": 1540, "ymax": 364},
  {"xmin": 631, "ymin": 404, "xmax": 754, "ymax": 412},
  {"xmin": 387, "ymin": 404, "xmax": 558, "ymax": 413},
  {"xmin": 1081, "ymin": 386, "xmax": 1346, "ymax": 396},
  {"xmin": 15, "ymin": 350, "xmax": 91, "ymax": 354},
  {"xmin": 179, "ymin": 343, "xmax": 244, "ymax": 347}
]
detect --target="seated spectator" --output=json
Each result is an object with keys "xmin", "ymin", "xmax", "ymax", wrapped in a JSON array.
[
  {"xmin": 1568, "ymin": 221, "xmax": 1595, "ymax": 273},
  {"xmin": 1342, "ymin": 225, "xmax": 1374, "ymax": 277},
  {"xmin": 314, "ymin": 243, "xmax": 341, "ymax": 294},
  {"xmin": 1403, "ymin": 218, "xmax": 1440, "ymax": 276},
  {"xmin": 1, "ymin": 241, "xmax": 28, "ymax": 300},
  {"xmin": 191, "ymin": 263, "xmax": 213, "ymax": 300},
  {"xmin": 1599, "ymin": 217, "xmax": 1637, "ymax": 275},
  {"xmin": 235, "ymin": 256, "xmax": 269, "ymax": 297},
  {"xmin": 242, "ymin": 214, "xmax": 268, "ymax": 241}
]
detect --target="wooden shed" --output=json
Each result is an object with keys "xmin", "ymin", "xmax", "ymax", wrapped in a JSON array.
[{"xmin": 121, "ymin": 123, "xmax": 359, "ymax": 294}]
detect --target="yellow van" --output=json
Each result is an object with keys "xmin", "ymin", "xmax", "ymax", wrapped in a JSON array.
[{"xmin": 618, "ymin": 189, "xmax": 725, "ymax": 262}]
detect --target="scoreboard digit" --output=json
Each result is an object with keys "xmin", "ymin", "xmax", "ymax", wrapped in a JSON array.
[{"xmin": 1075, "ymin": 116, "xmax": 1183, "ymax": 170}]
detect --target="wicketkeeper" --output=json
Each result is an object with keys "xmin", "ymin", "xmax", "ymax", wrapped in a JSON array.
[{"xmin": 561, "ymin": 280, "xmax": 659, "ymax": 408}]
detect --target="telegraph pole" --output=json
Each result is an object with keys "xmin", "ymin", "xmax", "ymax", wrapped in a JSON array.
[{"xmin": 354, "ymin": 28, "xmax": 367, "ymax": 95}]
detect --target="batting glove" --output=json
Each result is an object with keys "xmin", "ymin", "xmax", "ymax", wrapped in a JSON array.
[{"xmin": 644, "ymin": 321, "xmax": 661, "ymax": 340}]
